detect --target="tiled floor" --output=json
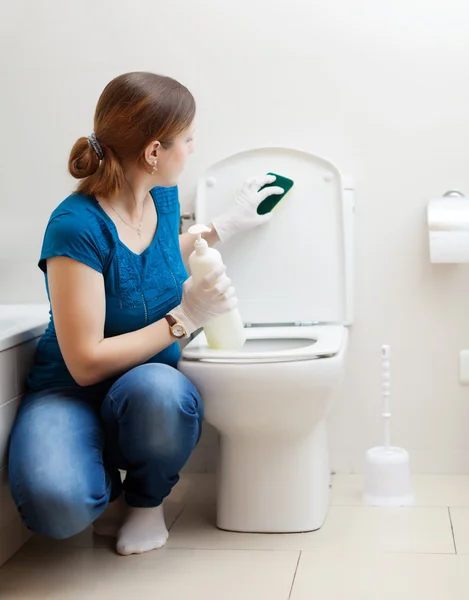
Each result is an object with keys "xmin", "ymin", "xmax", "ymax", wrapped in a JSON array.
[{"xmin": 2, "ymin": 474, "xmax": 469, "ymax": 599}]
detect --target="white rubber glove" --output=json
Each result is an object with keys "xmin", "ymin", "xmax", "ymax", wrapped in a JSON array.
[
  {"xmin": 212, "ymin": 175, "xmax": 284, "ymax": 243},
  {"xmin": 169, "ymin": 265, "xmax": 238, "ymax": 337}
]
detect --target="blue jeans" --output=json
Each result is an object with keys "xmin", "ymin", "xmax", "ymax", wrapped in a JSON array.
[{"xmin": 8, "ymin": 363, "xmax": 203, "ymax": 540}]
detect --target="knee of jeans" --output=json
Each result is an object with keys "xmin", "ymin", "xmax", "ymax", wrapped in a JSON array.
[
  {"xmin": 122, "ymin": 364, "xmax": 203, "ymax": 456},
  {"xmin": 11, "ymin": 468, "xmax": 107, "ymax": 540},
  {"xmin": 128, "ymin": 363, "xmax": 202, "ymax": 417}
]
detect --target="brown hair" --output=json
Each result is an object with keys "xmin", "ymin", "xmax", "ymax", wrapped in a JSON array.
[{"xmin": 68, "ymin": 72, "xmax": 196, "ymax": 198}]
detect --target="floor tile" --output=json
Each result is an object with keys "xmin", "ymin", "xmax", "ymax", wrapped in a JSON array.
[
  {"xmin": 0, "ymin": 514, "xmax": 32, "ymax": 568},
  {"xmin": 2, "ymin": 474, "xmax": 465, "ymax": 599},
  {"xmin": 22, "ymin": 501, "xmax": 184, "ymax": 551},
  {"xmin": 0, "ymin": 467, "xmax": 18, "ymax": 531},
  {"xmin": 291, "ymin": 551, "xmax": 467, "ymax": 600},
  {"xmin": 0, "ymin": 546, "xmax": 299, "ymax": 600},
  {"xmin": 332, "ymin": 474, "xmax": 469, "ymax": 507},
  {"xmin": 162, "ymin": 474, "xmax": 216, "ymax": 505},
  {"xmin": 183, "ymin": 473, "xmax": 217, "ymax": 504},
  {"xmin": 167, "ymin": 502, "xmax": 454, "ymax": 553},
  {"xmin": 165, "ymin": 475, "xmax": 193, "ymax": 504},
  {"xmin": 181, "ymin": 473, "xmax": 469, "ymax": 509}
]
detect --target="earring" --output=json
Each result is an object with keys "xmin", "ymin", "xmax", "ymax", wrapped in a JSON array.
[{"xmin": 151, "ymin": 160, "xmax": 158, "ymax": 175}]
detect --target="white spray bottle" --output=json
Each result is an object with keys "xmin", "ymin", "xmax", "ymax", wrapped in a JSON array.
[{"xmin": 188, "ymin": 224, "xmax": 246, "ymax": 350}]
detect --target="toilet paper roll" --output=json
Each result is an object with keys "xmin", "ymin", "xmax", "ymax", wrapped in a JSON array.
[{"xmin": 427, "ymin": 197, "xmax": 469, "ymax": 263}]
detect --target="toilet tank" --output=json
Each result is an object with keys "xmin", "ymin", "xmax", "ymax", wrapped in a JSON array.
[{"xmin": 194, "ymin": 147, "xmax": 355, "ymax": 326}]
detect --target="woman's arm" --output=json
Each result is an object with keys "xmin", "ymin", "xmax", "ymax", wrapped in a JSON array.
[
  {"xmin": 180, "ymin": 175, "xmax": 284, "ymax": 264},
  {"xmin": 179, "ymin": 224, "xmax": 220, "ymax": 266},
  {"xmin": 47, "ymin": 256, "xmax": 175, "ymax": 387}
]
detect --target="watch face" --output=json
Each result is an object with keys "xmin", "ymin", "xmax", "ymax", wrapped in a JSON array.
[{"xmin": 172, "ymin": 324, "xmax": 185, "ymax": 338}]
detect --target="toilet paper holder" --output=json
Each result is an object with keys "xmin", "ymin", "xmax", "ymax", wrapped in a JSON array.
[
  {"xmin": 442, "ymin": 190, "xmax": 465, "ymax": 198},
  {"xmin": 427, "ymin": 190, "xmax": 469, "ymax": 263}
]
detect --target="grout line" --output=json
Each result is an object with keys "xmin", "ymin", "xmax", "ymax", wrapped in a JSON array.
[
  {"xmin": 288, "ymin": 551, "xmax": 302, "ymax": 599},
  {"xmin": 167, "ymin": 503, "xmax": 187, "ymax": 532},
  {"xmin": 382, "ymin": 550, "xmax": 458, "ymax": 556},
  {"xmin": 448, "ymin": 507, "xmax": 457, "ymax": 554},
  {"xmin": 13, "ymin": 544, "xmax": 306, "ymax": 556}
]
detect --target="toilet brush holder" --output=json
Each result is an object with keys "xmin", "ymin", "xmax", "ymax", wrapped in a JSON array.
[
  {"xmin": 363, "ymin": 446, "xmax": 413, "ymax": 506},
  {"xmin": 362, "ymin": 345, "xmax": 414, "ymax": 507}
]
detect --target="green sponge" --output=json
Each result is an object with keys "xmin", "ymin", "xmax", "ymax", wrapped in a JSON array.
[{"xmin": 257, "ymin": 172, "xmax": 294, "ymax": 215}]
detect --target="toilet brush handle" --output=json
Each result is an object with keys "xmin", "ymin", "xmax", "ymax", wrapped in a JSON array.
[{"xmin": 381, "ymin": 345, "xmax": 391, "ymax": 450}]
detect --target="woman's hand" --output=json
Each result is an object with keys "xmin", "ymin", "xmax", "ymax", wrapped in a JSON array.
[
  {"xmin": 212, "ymin": 175, "xmax": 284, "ymax": 243},
  {"xmin": 169, "ymin": 265, "xmax": 238, "ymax": 336}
]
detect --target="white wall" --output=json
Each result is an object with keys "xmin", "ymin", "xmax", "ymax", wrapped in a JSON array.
[{"xmin": 2, "ymin": 0, "xmax": 469, "ymax": 473}]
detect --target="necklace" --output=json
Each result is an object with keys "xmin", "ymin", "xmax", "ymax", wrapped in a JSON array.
[{"xmin": 104, "ymin": 199, "xmax": 144, "ymax": 237}]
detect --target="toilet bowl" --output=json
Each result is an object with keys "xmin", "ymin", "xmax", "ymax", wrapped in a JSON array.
[
  {"xmin": 179, "ymin": 324, "xmax": 348, "ymax": 532},
  {"xmin": 178, "ymin": 147, "xmax": 354, "ymax": 533}
]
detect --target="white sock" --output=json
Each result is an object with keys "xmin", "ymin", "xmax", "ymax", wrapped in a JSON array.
[
  {"xmin": 93, "ymin": 495, "xmax": 126, "ymax": 538},
  {"xmin": 116, "ymin": 505, "xmax": 168, "ymax": 556}
]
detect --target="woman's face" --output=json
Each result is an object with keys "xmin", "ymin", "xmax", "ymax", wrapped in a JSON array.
[{"xmin": 155, "ymin": 121, "xmax": 196, "ymax": 186}]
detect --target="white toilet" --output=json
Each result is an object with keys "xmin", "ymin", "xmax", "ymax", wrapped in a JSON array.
[{"xmin": 178, "ymin": 147, "xmax": 354, "ymax": 533}]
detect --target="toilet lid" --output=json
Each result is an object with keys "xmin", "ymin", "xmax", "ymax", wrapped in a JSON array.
[{"xmin": 195, "ymin": 147, "xmax": 347, "ymax": 325}]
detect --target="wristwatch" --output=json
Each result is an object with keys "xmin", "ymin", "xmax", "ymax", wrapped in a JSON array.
[{"xmin": 165, "ymin": 314, "xmax": 187, "ymax": 339}]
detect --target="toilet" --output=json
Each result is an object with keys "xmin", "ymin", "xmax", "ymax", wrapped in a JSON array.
[{"xmin": 178, "ymin": 147, "xmax": 354, "ymax": 533}]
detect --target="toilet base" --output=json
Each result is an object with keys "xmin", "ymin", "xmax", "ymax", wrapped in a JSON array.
[{"xmin": 215, "ymin": 420, "xmax": 331, "ymax": 533}]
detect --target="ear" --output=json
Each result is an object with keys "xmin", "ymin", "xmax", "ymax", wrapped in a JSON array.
[{"xmin": 144, "ymin": 140, "xmax": 161, "ymax": 167}]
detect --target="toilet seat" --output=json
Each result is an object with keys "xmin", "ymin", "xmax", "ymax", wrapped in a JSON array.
[{"xmin": 181, "ymin": 324, "xmax": 346, "ymax": 363}]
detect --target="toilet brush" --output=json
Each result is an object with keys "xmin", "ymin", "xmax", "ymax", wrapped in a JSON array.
[{"xmin": 363, "ymin": 345, "xmax": 414, "ymax": 506}]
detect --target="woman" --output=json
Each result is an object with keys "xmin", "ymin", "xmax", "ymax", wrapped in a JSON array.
[{"xmin": 8, "ymin": 72, "xmax": 283, "ymax": 556}]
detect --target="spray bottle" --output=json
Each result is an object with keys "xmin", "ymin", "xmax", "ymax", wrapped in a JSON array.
[{"xmin": 188, "ymin": 224, "xmax": 246, "ymax": 350}]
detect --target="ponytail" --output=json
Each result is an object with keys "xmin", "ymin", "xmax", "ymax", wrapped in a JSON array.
[{"xmin": 68, "ymin": 136, "xmax": 125, "ymax": 197}]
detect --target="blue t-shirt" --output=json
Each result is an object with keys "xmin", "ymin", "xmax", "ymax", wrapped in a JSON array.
[{"xmin": 27, "ymin": 186, "xmax": 188, "ymax": 393}]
